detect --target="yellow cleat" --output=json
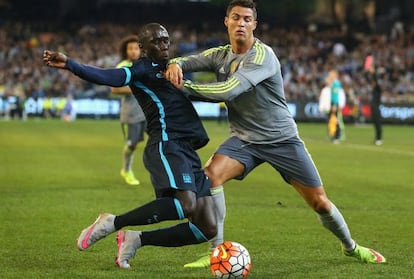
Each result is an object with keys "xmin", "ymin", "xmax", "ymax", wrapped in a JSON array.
[
  {"xmin": 343, "ymin": 244, "xmax": 386, "ymax": 263},
  {"xmin": 183, "ymin": 254, "xmax": 210, "ymax": 268},
  {"xmin": 120, "ymin": 170, "xmax": 140, "ymax": 186}
]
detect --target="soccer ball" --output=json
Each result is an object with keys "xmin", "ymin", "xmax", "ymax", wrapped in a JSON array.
[{"xmin": 210, "ymin": 241, "xmax": 251, "ymax": 279}]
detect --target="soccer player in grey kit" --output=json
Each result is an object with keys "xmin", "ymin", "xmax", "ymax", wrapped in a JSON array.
[{"xmin": 166, "ymin": 0, "xmax": 386, "ymax": 267}]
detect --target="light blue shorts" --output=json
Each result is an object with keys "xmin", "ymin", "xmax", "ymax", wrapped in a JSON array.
[{"xmin": 216, "ymin": 136, "xmax": 322, "ymax": 187}]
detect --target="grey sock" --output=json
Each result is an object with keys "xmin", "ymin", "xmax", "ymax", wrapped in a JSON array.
[
  {"xmin": 318, "ymin": 202, "xmax": 355, "ymax": 251},
  {"xmin": 123, "ymin": 146, "xmax": 134, "ymax": 172},
  {"xmin": 210, "ymin": 186, "xmax": 226, "ymax": 248}
]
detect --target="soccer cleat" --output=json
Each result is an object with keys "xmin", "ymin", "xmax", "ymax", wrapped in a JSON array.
[
  {"xmin": 343, "ymin": 244, "xmax": 386, "ymax": 263},
  {"xmin": 183, "ymin": 253, "xmax": 210, "ymax": 268},
  {"xmin": 120, "ymin": 169, "xmax": 140, "ymax": 185},
  {"xmin": 115, "ymin": 230, "xmax": 142, "ymax": 269},
  {"xmin": 77, "ymin": 213, "xmax": 116, "ymax": 251}
]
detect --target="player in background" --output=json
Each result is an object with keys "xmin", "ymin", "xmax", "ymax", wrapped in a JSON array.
[
  {"xmin": 319, "ymin": 70, "xmax": 346, "ymax": 143},
  {"xmin": 166, "ymin": 0, "xmax": 386, "ymax": 267},
  {"xmin": 43, "ymin": 23, "xmax": 216, "ymax": 269},
  {"xmin": 111, "ymin": 35, "xmax": 146, "ymax": 185},
  {"xmin": 365, "ymin": 55, "xmax": 383, "ymax": 145}
]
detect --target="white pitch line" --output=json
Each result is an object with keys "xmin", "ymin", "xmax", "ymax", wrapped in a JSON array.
[
  {"xmin": 341, "ymin": 143, "xmax": 414, "ymax": 157},
  {"xmin": 302, "ymin": 137, "xmax": 414, "ymax": 157}
]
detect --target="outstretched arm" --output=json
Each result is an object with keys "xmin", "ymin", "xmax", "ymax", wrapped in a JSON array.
[{"xmin": 43, "ymin": 50, "xmax": 130, "ymax": 87}]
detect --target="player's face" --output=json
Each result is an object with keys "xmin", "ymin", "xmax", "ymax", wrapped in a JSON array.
[
  {"xmin": 144, "ymin": 28, "xmax": 170, "ymax": 64},
  {"xmin": 225, "ymin": 6, "xmax": 257, "ymax": 46},
  {"xmin": 126, "ymin": 42, "xmax": 141, "ymax": 61}
]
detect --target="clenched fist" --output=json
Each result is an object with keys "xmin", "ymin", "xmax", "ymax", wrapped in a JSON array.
[{"xmin": 43, "ymin": 50, "xmax": 68, "ymax": 69}]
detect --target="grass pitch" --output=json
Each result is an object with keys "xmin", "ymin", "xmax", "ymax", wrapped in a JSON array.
[{"xmin": 0, "ymin": 119, "xmax": 413, "ymax": 278}]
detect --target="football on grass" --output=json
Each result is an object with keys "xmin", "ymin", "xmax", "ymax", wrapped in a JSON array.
[{"xmin": 210, "ymin": 241, "xmax": 251, "ymax": 279}]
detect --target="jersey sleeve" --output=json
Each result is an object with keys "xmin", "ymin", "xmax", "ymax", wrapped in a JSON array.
[
  {"xmin": 319, "ymin": 86, "xmax": 331, "ymax": 113},
  {"xmin": 125, "ymin": 60, "xmax": 149, "ymax": 85},
  {"xmin": 66, "ymin": 59, "xmax": 130, "ymax": 87},
  {"xmin": 168, "ymin": 46, "xmax": 229, "ymax": 72},
  {"xmin": 182, "ymin": 45, "xmax": 277, "ymax": 101}
]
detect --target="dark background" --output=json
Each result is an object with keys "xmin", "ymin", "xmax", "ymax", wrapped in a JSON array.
[{"xmin": 1, "ymin": 0, "xmax": 414, "ymax": 32}]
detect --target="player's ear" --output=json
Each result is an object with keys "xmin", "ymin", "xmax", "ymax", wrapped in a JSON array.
[
  {"xmin": 224, "ymin": 16, "xmax": 229, "ymax": 28},
  {"xmin": 252, "ymin": 20, "xmax": 257, "ymax": 31}
]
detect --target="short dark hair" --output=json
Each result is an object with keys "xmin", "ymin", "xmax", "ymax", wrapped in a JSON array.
[
  {"xmin": 226, "ymin": 0, "xmax": 257, "ymax": 20},
  {"xmin": 138, "ymin": 23, "xmax": 167, "ymax": 46},
  {"xmin": 118, "ymin": 35, "xmax": 139, "ymax": 61}
]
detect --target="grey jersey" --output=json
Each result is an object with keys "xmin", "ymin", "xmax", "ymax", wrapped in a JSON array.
[
  {"xmin": 116, "ymin": 60, "xmax": 146, "ymax": 124},
  {"xmin": 172, "ymin": 39, "xmax": 297, "ymax": 144}
]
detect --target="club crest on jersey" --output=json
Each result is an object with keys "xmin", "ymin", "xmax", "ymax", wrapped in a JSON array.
[{"xmin": 182, "ymin": 173, "xmax": 192, "ymax": 184}]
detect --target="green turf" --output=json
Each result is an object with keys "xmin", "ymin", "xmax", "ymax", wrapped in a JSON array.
[{"xmin": 0, "ymin": 119, "xmax": 413, "ymax": 278}]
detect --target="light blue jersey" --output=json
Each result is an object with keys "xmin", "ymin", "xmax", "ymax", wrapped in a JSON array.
[{"xmin": 330, "ymin": 79, "xmax": 342, "ymax": 106}]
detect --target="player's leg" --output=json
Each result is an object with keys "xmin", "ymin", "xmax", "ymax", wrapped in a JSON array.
[
  {"xmin": 338, "ymin": 111, "xmax": 345, "ymax": 141},
  {"xmin": 77, "ymin": 190, "xmax": 201, "ymax": 252},
  {"xmin": 77, "ymin": 193, "xmax": 188, "ymax": 251},
  {"xmin": 371, "ymin": 106, "xmax": 383, "ymax": 145},
  {"xmin": 120, "ymin": 122, "xmax": 143, "ymax": 185},
  {"xmin": 328, "ymin": 106, "xmax": 339, "ymax": 143},
  {"xmin": 116, "ymin": 195, "xmax": 216, "ymax": 268},
  {"xmin": 78, "ymin": 141, "xmax": 185, "ymax": 250},
  {"xmin": 265, "ymin": 136, "xmax": 385, "ymax": 263},
  {"xmin": 290, "ymin": 179, "xmax": 355, "ymax": 249},
  {"xmin": 116, "ymin": 140, "xmax": 204, "ymax": 228},
  {"xmin": 116, "ymin": 162, "xmax": 217, "ymax": 268},
  {"xmin": 119, "ymin": 193, "xmax": 216, "ymax": 246},
  {"xmin": 204, "ymin": 153, "xmax": 245, "ymax": 248},
  {"xmin": 184, "ymin": 137, "xmax": 259, "ymax": 268},
  {"xmin": 290, "ymin": 179, "xmax": 386, "ymax": 263}
]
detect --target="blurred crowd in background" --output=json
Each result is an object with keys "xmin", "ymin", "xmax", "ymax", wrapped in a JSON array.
[{"xmin": 1, "ymin": 2, "xmax": 414, "ymax": 120}]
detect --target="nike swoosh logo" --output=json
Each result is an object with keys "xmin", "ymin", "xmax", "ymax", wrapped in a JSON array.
[
  {"xmin": 152, "ymin": 62, "xmax": 159, "ymax": 67},
  {"xmin": 369, "ymin": 249, "xmax": 385, "ymax": 263},
  {"xmin": 80, "ymin": 223, "xmax": 96, "ymax": 250},
  {"xmin": 220, "ymin": 245, "xmax": 228, "ymax": 259}
]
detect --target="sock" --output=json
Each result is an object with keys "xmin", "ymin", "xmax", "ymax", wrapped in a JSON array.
[
  {"xmin": 114, "ymin": 198, "xmax": 185, "ymax": 230},
  {"xmin": 141, "ymin": 222, "xmax": 207, "ymax": 247},
  {"xmin": 123, "ymin": 146, "xmax": 134, "ymax": 172},
  {"xmin": 210, "ymin": 186, "xmax": 226, "ymax": 248},
  {"xmin": 318, "ymin": 202, "xmax": 355, "ymax": 251}
]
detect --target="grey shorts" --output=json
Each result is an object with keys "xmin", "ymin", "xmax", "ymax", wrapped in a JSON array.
[
  {"xmin": 121, "ymin": 121, "xmax": 146, "ymax": 147},
  {"xmin": 216, "ymin": 136, "xmax": 322, "ymax": 187}
]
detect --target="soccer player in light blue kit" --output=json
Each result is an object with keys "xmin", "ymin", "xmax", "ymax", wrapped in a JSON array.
[
  {"xmin": 166, "ymin": 0, "xmax": 386, "ymax": 267},
  {"xmin": 111, "ymin": 35, "xmax": 146, "ymax": 185}
]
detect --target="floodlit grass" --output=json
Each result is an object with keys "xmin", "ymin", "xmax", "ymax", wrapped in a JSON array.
[{"xmin": 1, "ymin": 119, "xmax": 413, "ymax": 278}]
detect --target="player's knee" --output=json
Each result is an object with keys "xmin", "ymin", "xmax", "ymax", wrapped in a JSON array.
[
  {"xmin": 193, "ymin": 219, "xmax": 217, "ymax": 240},
  {"xmin": 202, "ymin": 222, "xmax": 217, "ymax": 240},
  {"xmin": 127, "ymin": 144, "xmax": 137, "ymax": 151},
  {"xmin": 204, "ymin": 166, "xmax": 225, "ymax": 186},
  {"xmin": 179, "ymin": 198, "xmax": 197, "ymax": 217},
  {"xmin": 312, "ymin": 198, "xmax": 331, "ymax": 214}
]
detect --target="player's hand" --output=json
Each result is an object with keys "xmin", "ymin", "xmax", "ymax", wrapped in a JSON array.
[
  {"xmin": 43, "ymin": 50, "xmax": 68, "ymax": 69},
  {"xmin": 165, "ymin": 63, "xmax": 184, "ymax": 88}
]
